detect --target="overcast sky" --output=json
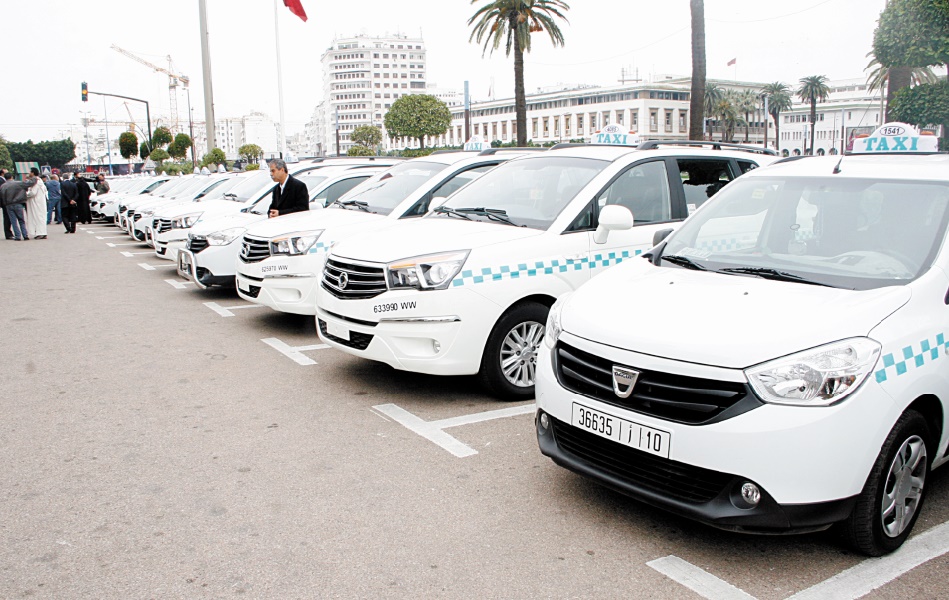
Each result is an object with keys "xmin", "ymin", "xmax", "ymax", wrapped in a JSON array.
[{"xmin": 1, "ymin": 0, "xmax": 896, "ymax": 143}]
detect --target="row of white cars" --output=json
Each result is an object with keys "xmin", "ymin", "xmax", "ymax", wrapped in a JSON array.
[{"xmin": 97, "ymin": 123, "xmax": 948, "ymax": 556}]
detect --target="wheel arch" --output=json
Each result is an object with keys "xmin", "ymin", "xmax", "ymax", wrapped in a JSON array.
[{"xmin": 906, "ymin": 394, "xmax": 944, "ymax": 452}]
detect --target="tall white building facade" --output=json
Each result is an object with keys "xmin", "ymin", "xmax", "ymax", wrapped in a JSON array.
[
  {"xmin": 320, "ymin": 33, "xmax": 430, "ymax": 155},
  {"xmin": 213, "ymin": 112, "xmax": 279, "ymax": 160}
]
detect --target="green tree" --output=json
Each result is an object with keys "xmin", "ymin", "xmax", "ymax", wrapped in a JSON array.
[
  {"xmin": 7, "ymin": 138, "xmax": 75, "ymax": 170},
  {"xmin": 168, "ymin": 133, "xmax": 193, "ymax": 161},
  {"xmin": 737, "ymin": 89, "xmax": 759, "ymax": 143},
  {"xmin": 761, "ymin": 82, "xmax": 792, "ymax": 152},
  {"xmin": 237, "ymin": 143, "xmax": 263, "ymax": 163},
  {"xmin": 200, "ymin": 148, "xmax": 226, "ymax": 168},
  {"xmin": 713, "ymin": 92, "xmax": 745, "ymax": 142},
  {"xmin": 384, "ymin": 95, "xmax": 452, "ymax": 150},
  {"xmin": 796, "ymin": 75, "xmax": 831, "ymax": 154},
  {"xmin": 688, "ymin": 0, "xmax": 706, "ymax": 140},
  {"xmin": 890, "ymin": 80, "xmax": 949, "ymax": 150},
  {"xmin": 351, "ymin": 124, "xmax": 382, "ymax": 153},
  {"xmin": 347, "ymin": 145, "xmax": 375, "ymax": 156},
  {"xmin": 469, "ymin": 0, "xmax": 569, "ymax": 147},
  {"xmin": 149, "ymin": 148, "xmax": 170, "ymax": 164},
  {"xmin": 140, "ymin": 141, "xmax": 151, "ymax": 160},
  {"xmin": 118, "ymin": 132, "xmax": 138, "ymax": 162},
  {"xmin": 151, "ymin": 126, "xmax": 173, "ymax": 148},
  {"xmin": 0, "ymin": 141, "xmax": 11, "ymax": 172}
]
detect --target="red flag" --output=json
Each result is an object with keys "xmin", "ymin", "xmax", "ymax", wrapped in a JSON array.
[
  {"xmin": 284, "ymin": 0, "xmax": 307, "ymax": 21},
  {"xmin": 726, "ymin": 58, "xmax": 737, "ymax": 67}
]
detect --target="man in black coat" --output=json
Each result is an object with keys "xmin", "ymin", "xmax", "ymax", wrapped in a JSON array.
[
  {"xmin": 60, "ymin": 175, "xmax": 79, "ymax": 233},
  {"xmin": 75, "ymin": 173, "xmax": 93, "ymax": 224},
  {"xmin": 267, "ymin": 159, "xmax": 309, "ymax": 218},
  {"xmin": 0, "ymin": 169, "xmax": 12, "ymax": 239}
]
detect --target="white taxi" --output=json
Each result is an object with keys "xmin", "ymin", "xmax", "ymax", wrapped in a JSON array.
[
  {"xmin": 536, "ymin": 123, "xmax": 947, "ymax": 555},
  {"xmin": 317, "ymin": 137, "xmax": 776, "ymax": 399}
]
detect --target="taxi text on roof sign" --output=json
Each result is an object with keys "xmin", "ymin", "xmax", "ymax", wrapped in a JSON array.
[
  {"xmin": 850, "ymin": 122, "xmax": 939, "ymax": 154},
  {"xmin": 464, "ymin": 136, "xmax": 489, "ymax": 152},
  {"xmin": 591, "ymin": 124, "xmax": 641, "ymax": 147}
]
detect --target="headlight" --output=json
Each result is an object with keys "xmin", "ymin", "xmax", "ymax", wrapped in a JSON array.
[
  {"xmin": 206, "ymin": 227, "xmax": 247, "ymax": 246},
  {"xmin": 172, "ymin": 212, "xmax": 203, "ymax": 229},
  {"xmin": 745, "ymin": 338, "xmax": 881, "ymax": 407},
  {"xmin": 544, "ymin": 293, "xmax": 571, "ymax": 349},
  {"xmin": 270, "ymin": 230, "xmax": 323, "ymax": 256},
  {"xmin": 386, "ymin": 251, "xmax": 469, "ymax": 291}
]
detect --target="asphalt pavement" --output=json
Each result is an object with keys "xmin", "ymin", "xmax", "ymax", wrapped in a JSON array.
[{"xmin": 1, "ymin": 219, "xmax": 947, "ymax": 599}]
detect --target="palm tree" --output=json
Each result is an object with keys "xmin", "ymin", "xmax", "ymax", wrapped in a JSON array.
[
  {"xmin": 468, "ymin": 0, "xmax": 570, "ymax": 147},
  {"xmin": 761, "ymin": 82, "xmax": 792, "ymax": 151},
  {"xmin": 796, "ymin": 75, "xmax": 831, "ymax": 154},
  {"xmin": 866, "ymin": 54, "xmax": 938, "ymax": 121},
  {"xmin": 716, "ymin": 91, "xmax": 745, "ymax": 142},
  {"xmin": 688, "ymin": 0, "xmax": 706, "ymax": 140},
  {"xmin": 737, "ymin": 89, "xmax": 758, "ymax": 142},
  {"xmin": 704, "ymin": 83, "xmax": 723, "ymax": 139}
]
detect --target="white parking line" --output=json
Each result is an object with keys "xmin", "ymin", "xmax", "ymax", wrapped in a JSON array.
[
  {"xmin": 120, "ymin": 251, "xmax": 156, "ymax": 257},
  {"xmin": 372, "ymin": 402, "xmax": 535, "ymax": 458},
  {"xmin": 203, "ymin": 301, "xmax": 265, "ymax": 318},
  {"xmin": 787, "ymin": 520, "xmax": 949, "ymax": 599},
  {"xmin": 96, "ymin": 235, "xmax": 129, "ymax": 239},
  {"xmin": 138, "ymin": 262, "xmax": 176, "ymax": 271},
  {"xmin": 648, "ymin": 520, "xmax": 949, "ymax": 600},
  {"xmin": 165, "ymin": 279, "xmax": 194, "ymax": 289},
  {"xmin": 647, "ymin": 556, "xmax": 755, "ymax": 600},
  {"xmin": 108, "ymin": 242, "xmax": 145, "ymax": 247},
  {"xmin": 261, "ymin": 337, "xmax": 329, "ymax": 365}
]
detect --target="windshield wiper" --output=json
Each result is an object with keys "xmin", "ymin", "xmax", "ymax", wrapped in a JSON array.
[
  {"xmin": 454, "ymin": 207, "xmax": 524, "ymax": 227},
  {"xmin": 660, "ymin": 254, "xmax": 707, "ymax": 271},
  {"xmin": 336, "ymin": 199, "xmax": 371, "ymax": 212},
  {"xmin": 433, "ymin": 206, "xmax": 472, "ymax": 220},
  {"xmin": 719, "ymin": 267, "xmax": 834, "ymax": 287}
]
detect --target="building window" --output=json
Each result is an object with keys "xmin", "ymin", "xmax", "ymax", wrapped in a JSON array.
[
  {"xmin": 532, "ymin": 118, "xmax": 539, "ymax": 138},
  {"xmin": 616, "ymin": 111, "xmax": 624, "ymax": 126}
]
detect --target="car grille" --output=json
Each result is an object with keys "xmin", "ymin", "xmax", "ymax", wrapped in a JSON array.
[
  {"xmin": 318, "ymin": 319, "xmax": 374, "ymax": 350},
  {"xmin": 239, "ymin": 236, "xmax": 270, "ymax": 263},
  {"xmin": 555, "ymin": 342, "xmax": 759, "ymax": 425},
  {"xmin": 550, "ymin": 416, "xmax": 731, "ymax": 503},
  {"xmin": 153, "ymin": 218, "xmax": 172, "ymax": 234},
  {"xmin": 188, "ymin": 236, "xmax": 209, "ymax": 253},
  {"xmin": 321, "ymin": 257, "xmax": 387, "ymax": 300},
  {"xmin": 132, "ymin": 213, "xmax": 143, "ymax": 222},
  {"xmin": 118, "ymin": 204, "xmax": 127, "ymax": 214}
]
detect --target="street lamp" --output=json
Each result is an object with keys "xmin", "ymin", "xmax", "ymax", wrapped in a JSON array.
[{"xmin": 79, "ymin": 110, "xmax": 92, "ymax": 166}]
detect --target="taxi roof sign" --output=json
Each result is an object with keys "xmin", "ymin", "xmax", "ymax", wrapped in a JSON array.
[
  {"xmin": 591, "ymin": 124, "xmax": 641, "ymax": 147},
  {"xmin": 849, "ymin": 122, "xmax": 939, "ymax": 154},
  {"xmin": 464, "ymin": 136, "xmax": 489, "ymax": 152}
]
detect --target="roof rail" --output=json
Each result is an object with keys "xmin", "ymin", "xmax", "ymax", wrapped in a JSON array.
[
  {"xmin": 772, "ymin": 155, "xmax": 813, "ymax": 165},
  {"xmin": 636, "ymin": 140, "xmax": 778, "ymax": 156},
  {"xmin": 430, "ymin": 149, "xmax": 477, "ymax": 155},
  {"xmin": 478, "ymin": 147, "xmax": 547, "ymax": 155},
  {"xmin": 548, "ymin": 142, "xmax": 643, "ymax": 151}
]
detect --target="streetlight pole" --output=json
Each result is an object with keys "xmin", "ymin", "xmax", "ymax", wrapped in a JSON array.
[
  {"xmin": 80, "ymin": 111, "xmax": 92, "ymax": 166},
  {"xmin": 186, "ymin": 85, "xmax": 196, "ymax": 168}
]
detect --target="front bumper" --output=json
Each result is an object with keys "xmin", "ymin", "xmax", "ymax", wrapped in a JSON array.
[
  {"xmin": 534, "ymin": 332, "xmax": 896, "ymax": 531},
  {"xmin": 235, "ymin": 255, "xmax": 327, "ymax": 315},
  {"xmin": 178, "ymin": 249, "xmax": 234, "ymax": 288},
  {"xmin": 154, "ymin": 231, "xmax": 189, "ymax": 261},
  {"xmin": 314, "ymin": 285, "xmax": 500, "ymax": 376}
]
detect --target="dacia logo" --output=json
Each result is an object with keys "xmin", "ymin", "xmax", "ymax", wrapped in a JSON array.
[{"xmin": 612, "ymin": 366, "xmax": 640, "ymax": 399}]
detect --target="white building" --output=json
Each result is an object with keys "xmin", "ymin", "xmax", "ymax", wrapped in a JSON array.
[
  {"xmin": 215, "ymin": 118, "xmax": 244, "ymax": 160},
  {"xmin": 319, "ymin": 33, "xmax": 432, "ymax": 155},
  {"xmin": 778, "ymin": 78, "xmax": 883, "ymax": 155},
  {"xmin": 213, "ymin": 111, "xmax": 279, "ymax": 160}
]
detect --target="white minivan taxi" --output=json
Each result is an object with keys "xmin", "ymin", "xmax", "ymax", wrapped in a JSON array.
[
  {"xmin": 317, "ymin": 139, "xmax": 776, "ymax": 399},
  {"xmin": 536, "ymin": 123, "xmax": 947, "ymax": 555}
]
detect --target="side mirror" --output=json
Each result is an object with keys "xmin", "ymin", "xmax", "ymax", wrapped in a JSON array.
[
  {"xmin": 652, "ymin": 228, "xmax": 674, "ymax": 246},
  {"xmin": 594, "ymin": 204, "xmax": 633, "ymax": 244}
]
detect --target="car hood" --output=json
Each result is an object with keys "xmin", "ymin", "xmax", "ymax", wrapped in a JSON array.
[
  {"xmin": 244, "ymin": 208, "xmax": 385, "ymax": 239},
  {"xmin": 561, "ymin": 260, "xmax": 911, "ymax": 369},
  {"xmin": 189, "ymin": 211, "xmax": 265, "ymax": 235},
  {"xmin": 331, "ymin": 218, "xmax": 543, "ymax": 263}
]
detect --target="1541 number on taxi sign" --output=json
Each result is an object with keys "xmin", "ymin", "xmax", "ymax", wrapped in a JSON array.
[{"xmin": 572, "ymin": 403, "xmax": 671, "ymax": 458}]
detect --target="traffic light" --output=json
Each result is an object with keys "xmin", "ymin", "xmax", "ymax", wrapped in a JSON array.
[{"xmin": 81, "ymin": 82, "xmax": 88, "ymax": 102}]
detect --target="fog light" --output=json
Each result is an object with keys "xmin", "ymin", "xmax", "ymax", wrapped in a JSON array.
[
  {"xmin": 433, "ymin": 340, "xmax": 441, "ymax": 353},
  {"xmin": 741, "ymin": 482, "xmax": 761, "ymax": 506},
  {"xmin": 539, "ymin": 412, "xmax": 549, "ymax": 430}
]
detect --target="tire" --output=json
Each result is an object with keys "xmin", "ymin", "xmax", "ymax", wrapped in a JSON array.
[
  {"xmin": 478, "ymin": 301, "xmax": 549, "ymax": 401},
  {"xmin": 839, "ymin": 410, "xmax": 931, "ymax": 556}
]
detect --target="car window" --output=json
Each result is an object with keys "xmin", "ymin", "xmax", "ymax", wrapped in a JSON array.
[
  {"xmin": 737, "ymin": 160, "xmax": 759, "ymax": 174},
  {"xmin": 313, "ymin": 176, "xmax": 370, "ymax": 207},
  {"xmin": 342, "ymin": 161, "xmax": 448, "ymax": 215},
  {"xmin": 677, "ymin": 158, "xmax": 734, "ymax": 215},
  {"xmin": 596, "ymin": 160, "xmax": 671, "ymax": 224},
  {"xmin": 431, "ymin": 164, "xmax": 496, "ymax": 201}
]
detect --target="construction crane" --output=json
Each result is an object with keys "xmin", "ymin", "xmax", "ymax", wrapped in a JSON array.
[{"xmin": 111, "ymin": 44, "xmax": 190, "ymax": 133}]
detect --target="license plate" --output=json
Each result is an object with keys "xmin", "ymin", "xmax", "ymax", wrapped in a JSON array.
[
  {"xmin": 325, "ymin": 319, "xmax": 350, "ymax": 342},
  {"xmin": 177, "ymin": 253, "xmax": 192, "ymax": 278},
  {"xmin": 571, "ymin": 403, "xmax": 671, "ymax": 458}
]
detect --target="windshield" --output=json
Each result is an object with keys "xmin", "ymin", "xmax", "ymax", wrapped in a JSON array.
[
  {"xmin": 219, "ymin": 172, "xmax": 272, "ymax": 202},
  {"xmin": 199, "ymin": 176, "xmax": 246, "ymax": 201},
  {"xmin": 153, "ymin": 177, "xmax": 194, "ymax": 198},
  {"xmin": 172, "ymin": 177, "xmax": 223, "ymax": 199},
  {"xmin": 298, "ymin": 175, "xmax": 329, "ymax": 194},
  {"xmin": 339, "ymin": 161, "xmax": 447, "ymax": 215},
  {"xmin": 661, "ymin": 176, "xmax": 949, "ymax": 290},
  {"xmin": 433, "ymin": 156, "xmax": 607, "ymax": 230}
]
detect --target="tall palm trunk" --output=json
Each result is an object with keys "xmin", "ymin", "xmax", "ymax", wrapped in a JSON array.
[
  {"xmin": 886, "ymin": 66, "xmax": 912, "ymax": 121},
  {"xmin": 688, "ymin": 0, "xmax": 706, "ymax": 140},
  {"xmin": 770, "ymin": 109, "xmax": 781, "ymax": 152},
  {"xmin": 809, "ymin": 100, "xmax": 817, "ymax": 154},
  {"xmin": 514, "ymin": 37, "xmax": 527, "ymax": 147}
]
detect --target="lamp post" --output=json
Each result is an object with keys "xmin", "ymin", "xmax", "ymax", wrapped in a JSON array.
[
  {"xmin": 79, "ymin": 110, "xmax": 92, "ymax": 166},
  {"xmin": 185, "ymin": 85, "xmax": 196, "ymax": 168}
]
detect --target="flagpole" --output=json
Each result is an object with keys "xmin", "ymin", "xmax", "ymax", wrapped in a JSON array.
[
  {"xmin": 274, "ymin": 0, "xmax": 288, "ymax": 159},
  {"xmin": 199, "ymin": 0, "xmax": 216, "ymax": 155}
]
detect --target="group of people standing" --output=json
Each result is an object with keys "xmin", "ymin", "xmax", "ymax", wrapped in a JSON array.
[{"xmin": 0, "ymin": 169, "xmax": 103, "ymax": 240}]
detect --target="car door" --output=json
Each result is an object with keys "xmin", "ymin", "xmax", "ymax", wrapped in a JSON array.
[
  {"xmin": 583, "ymin": 158, "xmax": 679, "ymax": 275},
  {"xmin": 675, "ymin": 157, "xmax": 739, "ymax": 217}
]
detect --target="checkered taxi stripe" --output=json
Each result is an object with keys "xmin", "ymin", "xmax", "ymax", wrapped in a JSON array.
[
  {"xmin": 875, "ymin": 333, "xmax": 949, "ymax": 383},
  {"xmin": 306, "ymin": 242, "xmax": 331, "ymax": 254},
  {"xmin": 451, "ymin": 250, "xmax": 641, "ymax": 287}
]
